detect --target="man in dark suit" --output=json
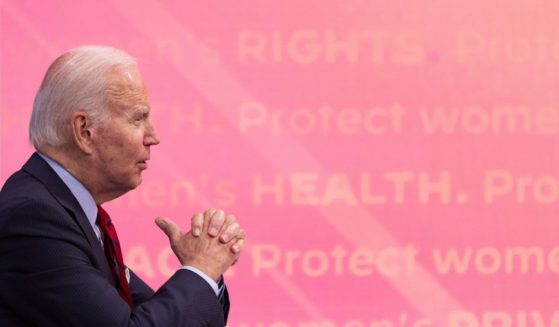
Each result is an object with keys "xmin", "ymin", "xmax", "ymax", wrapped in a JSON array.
[{"xmin": 0, "ymin": 46, "xmax": 245, "ymax": 326}]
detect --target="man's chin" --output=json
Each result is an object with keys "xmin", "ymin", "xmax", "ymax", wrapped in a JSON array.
[
  {"xmin": 121, "ymin": 176, "xmax": 143, "ymax": 194},
  {"xmin": 131, "ymin": 175, "xmax": 143, "ymax": 188}
]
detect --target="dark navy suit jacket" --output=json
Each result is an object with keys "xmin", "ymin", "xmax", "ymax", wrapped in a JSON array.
[{"xmin": 0, "ymin": 153, "xmax": 229, "ymax": 326}]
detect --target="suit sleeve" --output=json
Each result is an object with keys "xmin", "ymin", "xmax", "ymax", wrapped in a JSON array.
[
  {"xmin": 0, "ymin": 200, "xmax": 227, "ymax": 327},
  {"xmin": 129, "ymin": 269, "xmax": 155, "ymax": 305}
]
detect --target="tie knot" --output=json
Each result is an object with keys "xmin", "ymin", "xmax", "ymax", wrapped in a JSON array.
[{"xmin": 96, "ymin": 205, "xmax": 111, "ymax": 227}]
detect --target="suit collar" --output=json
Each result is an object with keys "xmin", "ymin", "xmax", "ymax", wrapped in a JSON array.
[
  {"xmin": 22, "ymin": 153, "xmax": 102, "ymax": 252},
  {"xmin": 36, "ymin": 152, "xmax": 99, "ymax": 230},
  {"xmin": 21, "ymin": 152, "xmax": 117, "ymax": 287}
]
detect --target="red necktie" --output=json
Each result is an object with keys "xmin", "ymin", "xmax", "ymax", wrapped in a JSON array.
[{"xmin": 96, "ymin": 206, "xmax": 134, "ymax": 307}]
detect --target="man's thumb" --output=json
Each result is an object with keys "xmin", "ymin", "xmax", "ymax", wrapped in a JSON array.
[{"xmin": 155, "ymin": 217, "xmax": 181, "ymax": 243}]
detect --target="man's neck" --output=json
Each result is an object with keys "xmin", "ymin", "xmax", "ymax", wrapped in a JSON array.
[{"xmin": 38, "ymin": 146, "xmax": 115, "ymax": 204}]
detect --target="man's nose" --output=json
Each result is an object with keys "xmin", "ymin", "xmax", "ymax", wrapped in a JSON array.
[{"xmin": 145, "ymin": 121, "xmax": 160, "ymax": 146}]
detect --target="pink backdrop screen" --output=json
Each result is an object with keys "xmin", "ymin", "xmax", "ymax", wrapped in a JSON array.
[{"xmin": 1, "ymin": 1, "xmax": 558, "ymax": 326}]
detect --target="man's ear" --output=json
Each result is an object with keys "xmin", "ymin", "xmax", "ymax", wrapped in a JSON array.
[{"xmin": 71, "ymin": 111, "xmax": 95, "ymax": 154}]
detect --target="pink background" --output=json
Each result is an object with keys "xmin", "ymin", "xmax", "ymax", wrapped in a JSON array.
[{"xmin": 1, "ymin": 1, "xmax": 558, "ymax": 326}]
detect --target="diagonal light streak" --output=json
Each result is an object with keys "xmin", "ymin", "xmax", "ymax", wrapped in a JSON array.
[
  {"xmin": 110, "ymin": 0, "xmax": 466, "ymax": 324},
  {"xmin": 0, "ymin": 5, "xmax": 315, "ymax": 319},
  {"xmin": 2, "ymin": 0, "xmax": 469, "ymax": 323}
]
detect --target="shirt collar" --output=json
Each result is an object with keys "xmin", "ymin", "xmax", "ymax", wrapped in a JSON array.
[{"xmin": 37, "ymin": 152, "xmax": 98, "ymax": 228}]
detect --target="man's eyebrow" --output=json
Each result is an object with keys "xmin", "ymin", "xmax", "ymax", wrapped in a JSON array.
[
  {"xmin": 132, "ymin": 105, "xmax": 150, "ymax": 114},
  {"xmin": 123, "ymin": 105, "xmax": 149, "ymax": 120}
]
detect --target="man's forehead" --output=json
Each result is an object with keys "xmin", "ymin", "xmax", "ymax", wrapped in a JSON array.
[
  {"xmin": 106, "ymin": 67, "xmax": 144, "ymax": 86},
  {"xmin": 105, "ymin": 69, "xmax": 150, "ymax": 112}
]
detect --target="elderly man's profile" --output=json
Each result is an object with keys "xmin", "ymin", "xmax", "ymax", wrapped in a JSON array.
[{"xmin": 0, "ymin": 46, "xmax": 245, "ymax": 326}]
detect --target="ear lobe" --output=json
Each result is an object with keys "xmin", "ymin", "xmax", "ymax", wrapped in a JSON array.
[{"xmin": 71, "ymin": 112, "xmax": 94, "ymax": 154}]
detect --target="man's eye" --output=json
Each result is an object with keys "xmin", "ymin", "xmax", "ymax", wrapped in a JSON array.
[{"xmin": 131, "ymin": 111, "xmax": 149, "ymax": 123}]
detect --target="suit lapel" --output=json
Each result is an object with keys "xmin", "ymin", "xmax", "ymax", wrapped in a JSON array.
[{"xmin": 22, "ymin": 153, "xmax": 115, "ymax": 284}]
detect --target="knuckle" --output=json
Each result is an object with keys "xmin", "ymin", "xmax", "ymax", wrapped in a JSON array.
[
  {"xmin": 229, "ymin": 222, "xmax": 240, "ymax": 232},
  {"xmin": 212, "ymin": 210, "xmax": 225, "ymax": 223},
  {"xmin": 204, "ymin": 208, "xmax": 216, "ymax": 219}
]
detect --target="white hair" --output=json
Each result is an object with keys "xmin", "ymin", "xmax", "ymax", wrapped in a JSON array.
[{"xmin": 29, "ymin": 46, "xmax": 137, "ymax": 149}]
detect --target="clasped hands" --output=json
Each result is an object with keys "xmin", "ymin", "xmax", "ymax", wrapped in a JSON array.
[{"xmin": 155, "ymin": 209, "xmax": 245, "ymax": 282}]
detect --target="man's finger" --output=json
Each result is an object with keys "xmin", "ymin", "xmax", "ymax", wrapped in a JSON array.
[
  {"xmin": 208, "ymin": 210, "xmax": 225, "ymax": 237},
  {"xmin": 190, "ymin": 213, "xmax": 204, "ymax": 237},
  {"xmin": 204, "ymin": 208, "xmax": 217, "ymax": 221},
  {"xmin": 220, "ymin": 221, "xmax": 239, "ymax": 243},
  {"xmin": 236, "ymin": 228, "xmax": 246, "ymax": 240},
  {"xmin": 155, "ymin": 217, "xmax": 182, "ymax": 244},
  {"xmin": 231, "ymin": 238, "xmax": 245, "ymax": 254}
]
